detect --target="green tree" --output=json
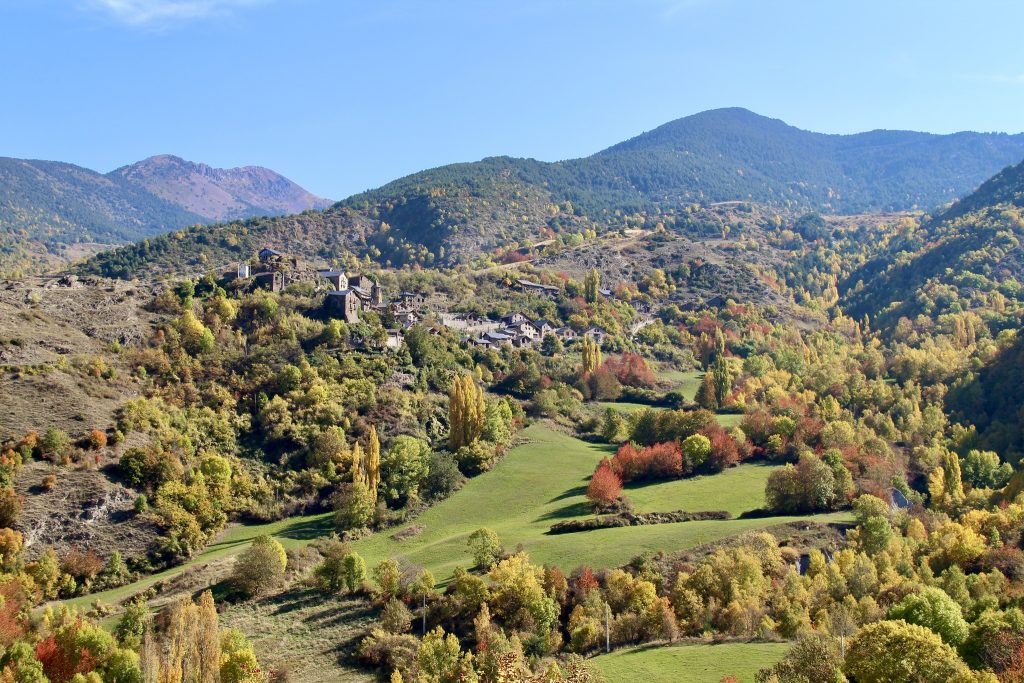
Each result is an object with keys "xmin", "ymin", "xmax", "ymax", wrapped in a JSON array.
[
  {"xmin": 231, "ymin": 535, "xmax": 287, "ymax": 597},
  {"xmin": 681, "ymin": 433, "xmax": 712, "ymax": 471},
  {"xmin": 467, "ymin": 528, "xmax": 502, "ymax": 569},
  {"xmin": 843, "ymin": 620, "xmax": 975, "ymax": 683},
  {"xmin": 584, "ymin": 268, "xmax": 600, "ymax": 303},
  {"xmin": 366, "ymin": 425, "xmax": 381, "ymax": 502},
  {"xmin": 380, "ymin": 436, "xmax": 430, "ymax": 506},
  {"xmin": 888, "ymin": 587, "xmax": 969, "ymax": 646},
  {"xmin": 448, "ymin": 375, "xmax": 485, "ymax": 450},
  {"xmin": 334, "ymin": 481, "xmax": 375, "ymax": 530}
]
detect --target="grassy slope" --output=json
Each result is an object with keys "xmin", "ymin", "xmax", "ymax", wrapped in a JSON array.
[
  {"xmin": 353, "ymin": 423, "xmax": 850, "ymax": 583},
  {"xmin": 220, "ymin": 588, "xmax": 376, "ymax": 683},
  {"xmin": 592, "ymin": 642, "xmax": 790, "ymax": 683},
  {"xmin": 66, "ymin": 422, "xmax": 847, "ymax": 611},
  {"xmin": 62, "ymin": 512, "xmax": 333, "ymax": 611},
  {"xmin": 627, "ymin": 463, "xmax": 777, "ymax": 517}
]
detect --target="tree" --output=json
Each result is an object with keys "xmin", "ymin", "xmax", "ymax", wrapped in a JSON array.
[
  {"xmin": 417, "ymin": 627, "xmax": 477, "ymax": 683},
  {"xmin": 333, "ymin": 481, "xmax": 375, "ymax": 530},
  {"xmin": 584, "ymin": 269, "xmax": 600, "ymax": 303},
  {"xmin": 888, "ymin": 587, "xmax": 969, "ymax": 646},
  {"xmin": 366, "ymin": 425, "xmax": 381, "ymax": 501},
  {"xmin": 755, "ymin": 635, "xmax": 847, "ymax": 683},
  {"xmin": 681, "ymin": 434, "xmax": 712, "ymax": 471},
  {"xmin": 220, "ymin": 628, "xmax": 264, "ymax": 683},
  {"xmin": 695, "ymin": 372, "xmax": 719, "ymax": 411},
  {"xmin": 380, "ymin": 436, "xmax": 430, "ymax": 506},
  {"xmin": 843, "ymin": 620, "xmax": 975, "ymax": 683},
  {"xmin": 581, "ymin": 338, "xmax": 602, "ymax": 376},
  {"xmin": 448, "ymin": 375, "xmax": 485, "ymax": 450},
  {"xmin": 141, "ymin": 592, "xmax": 222, "ymax": 683},
  {"xmin": 586, "ymin": 462, "xmax": 622, "ymax": 507},
  {"xmin": 342, "ymin": 552, "xmax": 367, "ymax": 593},
  {"xmin": 961, "ymin": 449, "xmax": 1013, "ymax": 489},
  {"xmin": 468, "ymin": 528, "xmax": 502, "ymax": 569},
  {"xmin": 231, "ymin": 535, "xmax": 287, "ymax": 597},
  {"xmin": 541, "ymin": 334, "xmax": 563, "ymax": 356}
]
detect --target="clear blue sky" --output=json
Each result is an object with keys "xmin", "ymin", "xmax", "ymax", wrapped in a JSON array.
[{"xmin": 2, "ymin": 0, "xmax": 1023, "ymax": 199}]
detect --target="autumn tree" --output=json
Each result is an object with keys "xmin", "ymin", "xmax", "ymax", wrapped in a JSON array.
[
  {"xmin": 366, "ymin": 425, "xmax": 381, "ymax": 502},
  {"xmin": 231, "ymin": 535, "xmax": 287, "ymax": 597},
  {"xmin": 586, "ymin": 461, "xmax": 622, "ymax": 508},
  {"xmin": 448, "ymin": 375, "xmax": 486, "ymax": 450},
  {"xmin": 581, "ymin": 338, "xmax": 602, "ymax": 376}
]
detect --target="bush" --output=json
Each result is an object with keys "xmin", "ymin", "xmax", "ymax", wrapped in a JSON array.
[
  {"xmin": 586, "ymin": 462, "xmax": 622, "ymax": 508},
  {"xmin": 85, "ymin": 429, "xmax": 108, "ymax": 451},
  {"xmin": 39, "ymin": 428, "xmax": 69, "ymax": 459},
  {"xmin": 0, "ymin": 487, "xmax": 22, "ymax": 527},
  {"xmin": 422, "ymin": 451, "xmax": 462, "ymax": 501},
  {"xmin": 333, "ymin": 481, "xmax": 375, "ymax": 531},
  {"xmin": 231, "ymin": 535, "xmax": 287, "ymax": 597},
  {"xmin": 455, "ymin": 440, "xmax": 495, "ymax": 476}
]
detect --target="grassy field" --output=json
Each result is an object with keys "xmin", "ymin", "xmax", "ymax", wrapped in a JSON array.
[
  {"xmin": 61, "ymin": 510, "xmax": 334, "ymax": 612},
  {"xmin": 66, "ymin": 422, "xmax": 845, "ymax": 614},
  {"xmin": 354, "ymin": 423, "xmax": 850, "ymax": 583},
  {"xmin": 220, "ymin": 588, "xmax": 376, "ymax": 683},
  {"xmin": 592, "ymin": 642, "xmax": 790, "ymax": 683},
  {"xmin": 657, "ymin": 368, "xmax": 704, "ymax": 401},
  {"xmin": 627, "ymin": 463, "xmax": 777, "ymax": 517}
]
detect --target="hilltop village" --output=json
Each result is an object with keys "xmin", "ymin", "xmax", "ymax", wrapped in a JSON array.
[{"xmin": 236, "ymin": 246, "xmax": 659, "ymax": 351}]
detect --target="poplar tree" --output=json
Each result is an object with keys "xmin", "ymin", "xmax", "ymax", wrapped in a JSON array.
[
  {"xmin": 366, "ymin": 425, "xmax": 381, "ymax": 501},
  {"xmin": 449, "ymin": 375, "xmax": 485, "ymax": 450},
  {"xmin": 584, "ymin": 268, "xmax": 600, "ymax": 303},
  {"xmin": 351, "ymin": 441, "xmax": 366, "ymax": 487},
  {"xmin": 581, "ymin": 338, "xmax": 602, "ymax": 375}
]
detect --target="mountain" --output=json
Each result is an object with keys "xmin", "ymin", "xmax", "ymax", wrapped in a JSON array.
[
  {"xmin": 79, "ymin": 108, "xmax": 1024, "ymax": 278},
  {"xmin": 0, "ymin": 155, "xmax": 330, "ymax": 277},
  {"xmin": 841, "ymin": 158, "xmax": 1024, "ymax": 332},
  {"xmin": 111, "ymin": 155, "xmax": 332, "ymax": 222}
]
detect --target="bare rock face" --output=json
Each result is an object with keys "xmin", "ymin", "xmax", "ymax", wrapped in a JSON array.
[{"xmin": 111, "ymin": 154, "xmax": 333, "ymax": 222}]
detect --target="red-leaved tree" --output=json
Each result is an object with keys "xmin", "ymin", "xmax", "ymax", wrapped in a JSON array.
[{"xmin": 586, "ymin": 461, "xmax": 622, "ymax": 507}]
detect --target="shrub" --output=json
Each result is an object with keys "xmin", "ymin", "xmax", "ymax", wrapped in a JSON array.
[
  {"xmin": 85, "ymin": 429, "xmax": 108, "ymax": 451},
  {"xmin": 0, "ymin": 487, "xmax": 22, "ymax": 527},
  {"xmin": 231, "ymin": 535, "xmax": 287, "ymax": 597},
  {"xmin": 39, "ymin": 428, "xmax": 69, "ymax": 459},
  {"xmin": 586, "ymin": 462, "xmax": 622, "ymax": 507}
]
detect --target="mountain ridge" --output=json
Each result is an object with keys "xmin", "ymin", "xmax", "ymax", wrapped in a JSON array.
[{"xmin": 0, "ymin": 154, "xmax": 331, "ymax": 276}]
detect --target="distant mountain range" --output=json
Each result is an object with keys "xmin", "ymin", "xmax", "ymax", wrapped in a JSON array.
[
  {"xmin": 0, "ymin": 155, "xmax": 330, "ymax": 276},
  {"xmin": 21, "ymin": 107, "xmax": 1024, "ymax": 278}
]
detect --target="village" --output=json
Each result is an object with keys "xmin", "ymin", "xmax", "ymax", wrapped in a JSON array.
[{"xmin": 235, "ymin": 247, "xmax": 627, "ymax": 351}]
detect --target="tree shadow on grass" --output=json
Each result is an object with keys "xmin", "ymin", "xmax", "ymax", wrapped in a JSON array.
[
  {"xmin": 277, "ymin": 515, "xmax": 335, "ymax": 541},
  {"xmin": 547, "ymin": 484, "xmax": 587, "ymax": 503},
  {"xmin": 536, "ymin": 499, "xmax": 592, "ymax": 522}
]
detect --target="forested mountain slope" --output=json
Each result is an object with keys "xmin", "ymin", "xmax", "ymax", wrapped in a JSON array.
[{"xmin": 841, "ymin": 159, "xmax": 1024, "ymax": 333}]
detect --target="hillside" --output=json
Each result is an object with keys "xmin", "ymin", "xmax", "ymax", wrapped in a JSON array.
[
  {"xmin": 342, "ymin": 108, "xmax": 1024, "ymax": 239},
  {"xmin": 111, "ymin": 154, "xmax": 332, "ymax": 222},
  {"xmin": 0, "ymin": 155, "xmax": 329, "ymax": 277},
  {"xmin": 841, "ymin": 159, "xmax": 1024, "ymax": 332},
  {"xmin": 78, "ymin": 109, "xmax": 1024, "ymax": 277}
]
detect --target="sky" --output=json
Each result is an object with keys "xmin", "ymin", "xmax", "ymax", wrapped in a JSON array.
[{"xmin": 2, "ymin": 0, "xmax": 1024, "ymax": 199}]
